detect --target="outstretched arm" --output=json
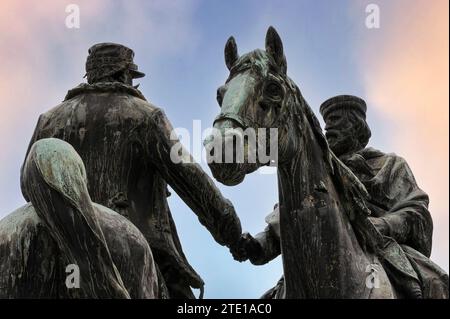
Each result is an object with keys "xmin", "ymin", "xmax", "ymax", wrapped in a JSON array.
[{"xmin": 146, "ymin": 108, "xmax": 242, "ymax": 248}]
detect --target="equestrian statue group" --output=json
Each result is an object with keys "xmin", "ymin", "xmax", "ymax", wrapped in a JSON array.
[{"xmin": 0, "ymin": 27, "xmax": 447, "ymax": 299}]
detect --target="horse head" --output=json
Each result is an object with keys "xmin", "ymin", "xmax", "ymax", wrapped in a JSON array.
[{"xmin": 204, "ymin": 26, "xmax": 307, "ymax": 186}]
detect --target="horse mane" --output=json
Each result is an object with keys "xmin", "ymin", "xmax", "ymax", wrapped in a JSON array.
[
  {"xmin": 287, "ymin": 78, "xmax": 372, "ymax": 216},
  {"xmin": 239, "ymin": 51, "xmax": 372, "ymax": 223},
  {"xmin": 285, "ymin": 79, "xmax": 377, "ymax": 251}
]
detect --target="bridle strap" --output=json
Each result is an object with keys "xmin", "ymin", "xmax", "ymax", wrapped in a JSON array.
[{"xmin": 213, "ymin": 112, "xmax": 256, "ymax": 129}]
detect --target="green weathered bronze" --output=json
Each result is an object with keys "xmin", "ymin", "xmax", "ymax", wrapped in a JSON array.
[
  {"xmin": 206, "ymin": 27, "xmax": 448, "ymax": 299},
  {"xmin": 0, "ymin": 43, "xmax": 242, "ymax": 299}
]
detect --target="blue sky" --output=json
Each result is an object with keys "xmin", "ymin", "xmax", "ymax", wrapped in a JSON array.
[{"xmin": 0, "ymin": 0, "xmax": 448, "ymax": 298}]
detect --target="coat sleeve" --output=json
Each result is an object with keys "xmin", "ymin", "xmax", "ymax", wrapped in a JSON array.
[
  {"xmin": 145, "ymin": 108, "xmax": 242, "ymax": 248},
  {"xmin": 251, "ymin": 205, "xmax": 281, "ymax": 264},
  {"xmin": 375, "ymin": 155, "xmax": 433, "ymax": 257},
  {"xmin": 251, "ymin": 225, "xmax": 281, "ymax": 265}
]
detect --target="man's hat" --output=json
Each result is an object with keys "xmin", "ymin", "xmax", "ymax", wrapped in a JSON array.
[
  {"xmin": 320, "ymin": 95, "xmax": 367, "ymax": 120},
  {"xmin": 85, "ymin": 43, "xmax": 145, "ymax": 82}
]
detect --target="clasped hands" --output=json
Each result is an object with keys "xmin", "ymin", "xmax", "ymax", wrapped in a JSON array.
[{"xmin": 229, "ymin": 232, "xmax": 262, "ymax": 263}]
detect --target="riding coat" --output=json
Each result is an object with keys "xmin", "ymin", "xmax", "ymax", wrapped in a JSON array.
[{"xmin": 20, "ymin": 82, "xmax": 241, "ymax": 298}]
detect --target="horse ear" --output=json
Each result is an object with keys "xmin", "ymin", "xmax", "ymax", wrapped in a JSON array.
[
  {"xmin": 265, "ymin": 26, "xmax": 287, "ymax": 73},
  {"xmin": 224, "ymin": 36, "xmax": 239, "ymax": 70}
]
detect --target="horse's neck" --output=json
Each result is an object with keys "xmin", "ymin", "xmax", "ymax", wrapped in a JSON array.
[
  {"xmin": 276, "ymin": 108, "xmax": 370, "ymax": 298},
  {"xmin": 277, "ymin": 108, "xmax": 333, "ymax": 212}
]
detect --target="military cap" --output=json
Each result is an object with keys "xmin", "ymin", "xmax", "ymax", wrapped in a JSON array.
[
  {"xmin": 85, "ymin": 43, "xmax": 145, "ymax": 82},
  {"xmin": 320, "ymin": 95, "xmax": 367, "ymax": 120}
]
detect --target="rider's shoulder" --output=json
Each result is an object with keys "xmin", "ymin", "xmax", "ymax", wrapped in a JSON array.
[
  {"xmin": 361, "ymin": 147, "xmax": 410, "ymax": 168},
  {"xmin": 41, "ymin": 82, "xmax": 161, "ymax": 117},
  {"xmin": 63, "ymin": 82, "xmax": 147, "ymax": 101}
]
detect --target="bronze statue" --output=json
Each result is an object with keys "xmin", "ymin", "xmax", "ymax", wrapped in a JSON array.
[
  {"xmin": 0, "ymin": 138, "xmax": 158, "ymax": 298},
  {"xmin": 205, "ymin": 27, "xmax": 448, "ymax": 298},
  {"xmin": 321, "ymin": 95, "xmax": 448, "ymax": 297},
  {"xmin": 231, "ymin": 95, "xmax": 448, "ymax": 299},
  {"xmin": 0, "ymin": 31, "xmax": 446, "ymax": 299},
  {"xmin": 1, "ymin": 43, "xmax": 242, "ymax": 298}
]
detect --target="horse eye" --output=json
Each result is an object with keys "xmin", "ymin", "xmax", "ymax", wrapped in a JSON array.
[{"xmin": 265, "ymin": 82, "xmax": 282, "ymax": 98}]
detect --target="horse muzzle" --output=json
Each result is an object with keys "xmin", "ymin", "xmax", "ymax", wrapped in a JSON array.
[{"xmin": 204, "ymin": 118, "xmax": 258, "ymax": 186}]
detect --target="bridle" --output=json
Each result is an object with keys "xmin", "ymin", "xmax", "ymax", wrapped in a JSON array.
[
  {"xmin": 213, "ymin": 112, "xmax": 257, "ymax": 130},
  {"xmin": 213, "ymin": 62, "xmax": 299, "ymax": 132}
]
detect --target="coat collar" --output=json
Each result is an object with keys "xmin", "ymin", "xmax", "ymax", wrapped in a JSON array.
[{"xmin": 64, "ymin": 82, "xmax": 146, "ymax": 101}]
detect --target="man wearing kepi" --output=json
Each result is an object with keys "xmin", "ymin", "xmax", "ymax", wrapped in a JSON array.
[
  {"xmin": 233, "ymin": 95, "xmax": 448, "ymax": 298},
  {"xmin": 21, "ymin": 43, "xmax": 242, "ymax": 298}
]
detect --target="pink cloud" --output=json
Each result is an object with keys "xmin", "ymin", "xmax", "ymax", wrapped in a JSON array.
[
  {"xmin": 358, "ymin": 0, "xmax": 449, "ymax": 270},
  {"xmin": 0, "ymin": 0, "xmax": 199, "ymax": 213}
]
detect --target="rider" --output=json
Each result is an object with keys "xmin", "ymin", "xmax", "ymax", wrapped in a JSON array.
[
  {"xmin": 21, "ymin": 43, "xmax": 242, "ymax": 299},
  {"xmin": 232, "ymin": 95, "xmax": 448, "ymax": 298}
]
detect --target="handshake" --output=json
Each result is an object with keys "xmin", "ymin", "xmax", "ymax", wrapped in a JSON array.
[
  {"xmin": 215, "ymin": 204, "xmax": 264, "ymax": 263},
  {"xmin": 229, "ymin": 232, "xmax": 263, "ymax": 263},
  {"xmin": 218, "ymin": 202, "xmax": 280, "ymax": 265}
]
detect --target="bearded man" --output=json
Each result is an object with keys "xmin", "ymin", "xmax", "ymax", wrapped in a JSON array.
[{"xmin": 232, "ymin": 95, "xmax": 448, "ymax": 299}]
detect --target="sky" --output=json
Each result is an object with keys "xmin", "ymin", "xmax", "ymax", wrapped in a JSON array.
[{"xmin": 0, "ymin": 0, "xmax": 448, "ymax": 298}]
